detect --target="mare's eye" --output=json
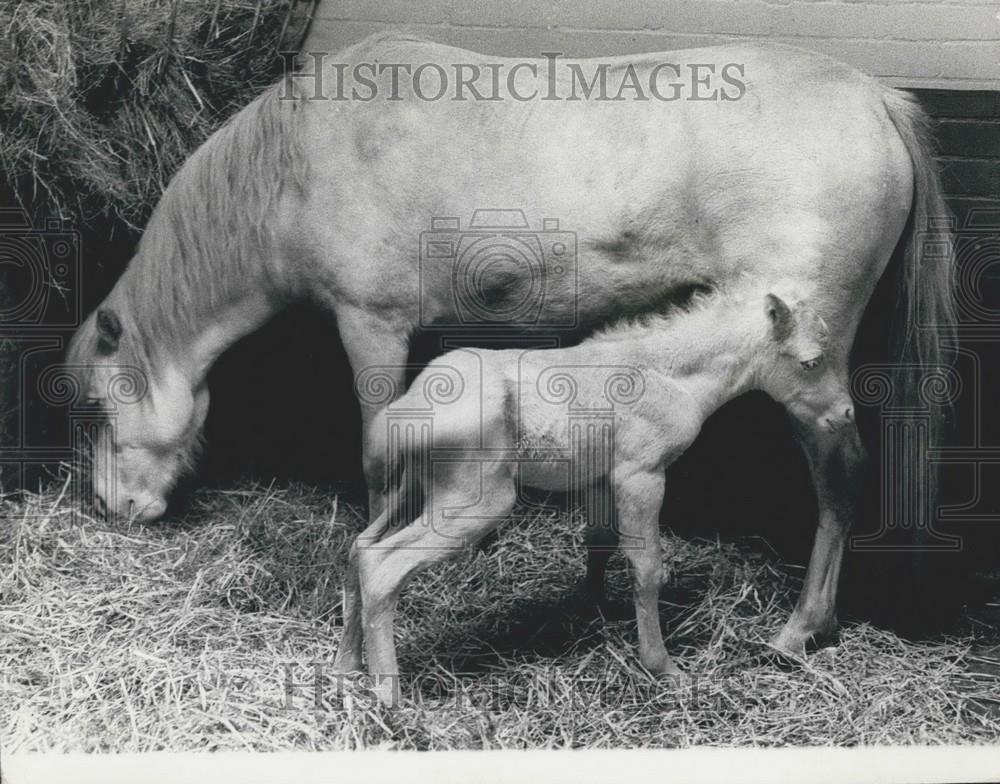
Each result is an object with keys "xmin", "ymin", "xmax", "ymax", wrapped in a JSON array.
[{"xmin": 800, "ymin": 357, "xmax": 823, "ymax": 372}]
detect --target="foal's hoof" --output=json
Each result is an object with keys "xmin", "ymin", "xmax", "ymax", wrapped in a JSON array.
[
  {"xmin": 370, "ymin": 675, "xmax": 402, "ymax": 708},
  {"xmin": 768, "ymin": 624, "xmax": 840, "ymax": 661},
  {"xmin": 767, "ymin": 634, "xmax": 807, "ymax": 662},
  {"xmin": 658, "ymin": 670, "xmax": 692, "ymax": 690},
  {"xmin": 644, "ymin": 655, "xmax": 689, "ymax": 687},
  {"xmin": 332, "ymin": 650, "xmax": 363, "ymax": 675}
]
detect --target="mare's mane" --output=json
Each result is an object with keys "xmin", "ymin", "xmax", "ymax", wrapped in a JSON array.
[{"xmin": 66, "ymin": 79, "xmax": 308, "ymax": 396}]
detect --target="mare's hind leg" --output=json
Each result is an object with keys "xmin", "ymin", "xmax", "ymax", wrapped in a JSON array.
[
  {"xmin": 772, "ymin": 420, "xmax": 866, "ymax": 655},
  {"xmin": 358, "ymin": 460, "xmax": 517, "ymax": 704},
  {"xmin": 615, "ymin": 468, "xmax": 682, "ymax": 677},
  {"xmin": 336, "ymin": 304, "xmax": 410, "ymax": 517}
]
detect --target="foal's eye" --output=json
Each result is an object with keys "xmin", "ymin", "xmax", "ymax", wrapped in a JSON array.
[{"xmin": 800, "ymin": 357, "xmax": 823, "ymax": 372}]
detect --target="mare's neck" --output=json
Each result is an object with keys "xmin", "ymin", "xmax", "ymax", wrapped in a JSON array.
[
  {"xmin": 187, "ymin": 292, "xmax": 282, "ymax": 382},
  {"xmin": 113, "ymin": 255, "xmax": 285, "ymax": 389}
]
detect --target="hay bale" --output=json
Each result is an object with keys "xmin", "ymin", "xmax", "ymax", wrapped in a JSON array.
[
  {"xmin": 0, "ymin": 0, "xmax": 315, "ymax": 229},
  {"xmin": 0, "ymin": 1, "xmax": 317, "ymax": 495}
]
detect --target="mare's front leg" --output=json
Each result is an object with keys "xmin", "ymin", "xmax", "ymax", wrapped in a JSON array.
[
  {"xmin": 336, "ymin": 304, "xmax": 410, "ymax": 517},
  {"xmin": 771, "ymin": 420, "xmax": 865, "ymax": 655},
  {"xmin": 615, "ymin": 467, "xmax": 683, "ymax": 677},
  {"xmin": 333, "ymin": 305, "xmax": 409, "ymax": 672}
]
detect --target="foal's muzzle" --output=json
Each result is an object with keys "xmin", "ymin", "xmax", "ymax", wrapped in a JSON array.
[{"xmin": 821, "ymin": 404, "xmax": 855, "ymax": 433}]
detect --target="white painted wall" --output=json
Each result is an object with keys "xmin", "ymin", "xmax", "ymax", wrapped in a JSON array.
[{"xmin": 303, "ymin": 0, "xmax": 1000, "ymax": 90}]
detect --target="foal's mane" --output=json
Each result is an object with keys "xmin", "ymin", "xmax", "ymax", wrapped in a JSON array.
[
  {"xmin": 589, "ymin": 281, "xmax": 767, "ymax": 345},
  {"xmin": 67, "ymin": 78, "xmax": 308, "ymax": 386}
]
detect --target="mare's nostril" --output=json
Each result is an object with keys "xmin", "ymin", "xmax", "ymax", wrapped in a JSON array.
[{"xmin": 845, "ymin": 406, "xmax": 854, "ymax": 421}]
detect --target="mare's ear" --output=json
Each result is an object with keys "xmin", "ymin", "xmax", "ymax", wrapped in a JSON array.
[
  {"xmin": 96, "ymin": 308, "xmax": 123, "ymax": 353},
  {"xmin": 765, "ymin": 293, "xmax": 793, "ymax": 343}
]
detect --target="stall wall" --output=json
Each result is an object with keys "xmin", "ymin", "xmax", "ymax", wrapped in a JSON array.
[{"xmin": 303, "ymin": 0, "xmax": 1000, "ymax": 90}]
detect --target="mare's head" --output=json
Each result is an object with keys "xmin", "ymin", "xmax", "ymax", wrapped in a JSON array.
[
  {"xmin": 758, "ymin": 293, "xmax": 854, "ymax": 433},
  {"xmin": 67, "ymin": 303, "xmax": 208, "ymax": 521}
]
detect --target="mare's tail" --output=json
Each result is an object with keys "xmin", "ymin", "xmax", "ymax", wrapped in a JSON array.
[
  {"xmin": 881, "ymin": 89, "xmax": 958, "ymax": 388},
  {"xmin": 855, "ymin": 89, "xmax": 958, "ymax": 543}
]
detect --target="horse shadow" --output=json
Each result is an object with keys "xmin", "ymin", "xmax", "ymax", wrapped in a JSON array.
[
  {"xmin": 413, "ymin": 566, "xmax": 716, "ymax": 676},
  {"xmin": 417, "ymin": 586, "xmax": 631, "ymax": 675}
]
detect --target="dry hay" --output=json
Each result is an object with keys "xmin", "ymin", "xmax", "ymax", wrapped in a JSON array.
[
  {"xmin": 2, "ymin": 479, "xmax": 999, "ymax": 751},
  {"xmin": 0, "ymin": 0, "xmax": 314, "ymax": 227}
]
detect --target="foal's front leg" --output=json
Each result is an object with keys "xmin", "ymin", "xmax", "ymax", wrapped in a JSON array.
[
  {"xmin": 771, "ymin": 421, "xmax": 865, "ymax": 655},
  {"xmin": 615, "ymin": 468, "xmax": 682, "ymax": 677}
]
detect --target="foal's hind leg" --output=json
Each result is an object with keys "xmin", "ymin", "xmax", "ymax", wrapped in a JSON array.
[
  {"xmin": 358, "ymin": 461, "xmax": 517, "ymax": 705},
  {"xmin": 333, "ymin": 512, "xmax": 389, "ymax": 673},
  {"xmin": 333, "ymin": 477, "xmax": 414, "ymax": 674},
  {"xmin": 772, "ymin": 421, "xmax": 866, "ymax": 656}
]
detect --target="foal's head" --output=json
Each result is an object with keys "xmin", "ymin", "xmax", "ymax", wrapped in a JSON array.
[
  {"xmin": 67, "ymin": 305, "xmax": 208, "ymax": 521},
  {"xmin": 757, "ymin": 293, "xmax": 854, "ymax": 433}
]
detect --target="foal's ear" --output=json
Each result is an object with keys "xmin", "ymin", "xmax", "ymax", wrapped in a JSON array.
[
  {"xmin": 96, "ymin": 308, "xmax": 123, "ymax": 352},
  {"xmin": 765, "ymin": 293, "xmax": 793, "ymax": 342}
]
